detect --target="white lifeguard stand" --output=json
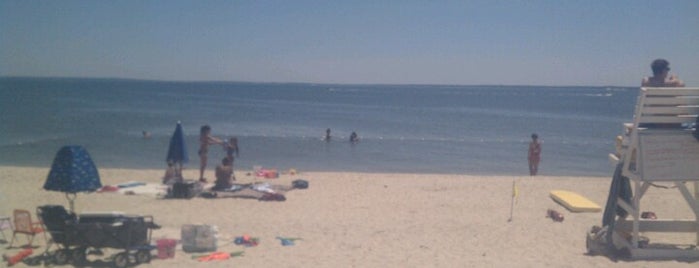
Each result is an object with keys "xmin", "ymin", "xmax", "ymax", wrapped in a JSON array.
[{"xmin": 607, "ymin": 87, "xmax": 699, "ymax": 259}]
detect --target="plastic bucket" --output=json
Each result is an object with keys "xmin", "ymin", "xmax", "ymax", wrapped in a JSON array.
[{"xmin": 156, "ymin": 239, "xmax": 177, "ymax": 259}]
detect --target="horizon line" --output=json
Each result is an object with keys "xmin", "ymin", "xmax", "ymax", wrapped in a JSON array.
[{"xmin": 0, "ymin": 75, "xmax": 635, "ymax": 89}]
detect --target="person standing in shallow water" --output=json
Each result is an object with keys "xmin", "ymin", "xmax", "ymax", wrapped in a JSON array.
[
  {"xmin": 349, "ymin": 131, "xmax": 359, "ymax": 144},
  {"xmin": 199, "ymin": 125, "xmax": 222, "ymax": 182},
  {"xmin": 324, "ymin": 128, "xmax": 331, "ymax": 142},
  {"xmin": 528, "ymin": 133, "xmax": 541, "ymax": 176}
]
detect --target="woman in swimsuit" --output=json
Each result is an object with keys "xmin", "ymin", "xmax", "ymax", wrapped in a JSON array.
[{"xmin": 199, "ymin": 125, "xmax": 222, "ymax": 182}]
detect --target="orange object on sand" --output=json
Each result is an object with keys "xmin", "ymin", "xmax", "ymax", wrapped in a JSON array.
[
  {"xmin": 97, "ymin": 185, "xmax": 119, "ymax": 193},
  {"xmin": 197, "ymin": 252, "xmax": 230, "ymax": 262},
  {"xmin": 4, "ymin": 248, "xmax": 33, "ymax": 266}
]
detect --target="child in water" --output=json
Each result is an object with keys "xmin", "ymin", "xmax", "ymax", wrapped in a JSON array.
[
  {"xmin": 224, "ymin": 137, "xmax": 240, "ymax": 159},
  {"xmin": 349, "ymin": 131, "xmax": 359, "ymax": 143}
]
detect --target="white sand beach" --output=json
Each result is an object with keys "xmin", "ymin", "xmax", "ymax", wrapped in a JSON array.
[{"xmin": 1, "ymin": 166, "xmax": 697, "ymax": 267}]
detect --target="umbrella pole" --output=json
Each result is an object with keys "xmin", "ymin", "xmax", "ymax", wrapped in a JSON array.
[{"xmin": 65, "ymin": 193, "xmax": 77, "ymax": 213}]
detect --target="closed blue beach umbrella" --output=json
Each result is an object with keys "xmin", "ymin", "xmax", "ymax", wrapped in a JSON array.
[
  {"xmin": 166, "ymin": 121, "xmax": 188, "ymax": 175},
  {"xmin": 44, "ymin": 145, "xmax": 102, "ymax": 212}
]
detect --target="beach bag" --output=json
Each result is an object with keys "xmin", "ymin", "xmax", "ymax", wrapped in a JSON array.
[
  {"xmin": 172, "ymin": 180, "xmax": 202, "ymax": 199},
  {"xmin": 181, "ymin": 224, "xmax": 218, "ymax": 253},
  {"xmin": 292, "ymin": 179, "xmax": 308, "ymax": 189}
]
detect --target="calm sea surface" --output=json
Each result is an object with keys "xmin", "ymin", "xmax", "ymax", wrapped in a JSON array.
[{"xmin": 0, "ymin": 77, "xmax": 637, "ymax": 177}]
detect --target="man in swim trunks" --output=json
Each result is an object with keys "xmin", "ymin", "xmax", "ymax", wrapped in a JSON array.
[
  {"xmin": 199, "ymin": 125, "xmax": 222, "ymax": 182},
  {"xmin": 640, "ymin": 59, "xmax": 686, "ymax": 128},
  {"xmin": 642, "ymin": 59, "xmax": 685, "ymax": 87}
]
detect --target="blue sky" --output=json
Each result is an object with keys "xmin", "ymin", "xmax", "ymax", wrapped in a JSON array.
[{"xmin": 1, "ymin": 0, "xmax": 697, "ymax": 86}]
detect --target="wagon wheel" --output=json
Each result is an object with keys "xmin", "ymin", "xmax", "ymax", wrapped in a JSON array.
[
  {"xmin": 112, "ymin": 252, "xmax": 130, "ymax": 268},
  {"xmin": 585, "ymin": 233, "xmax": 594, "ymax": 254},
  {"xmin": 135, "ymin": 249, "xmax": 151, "ymax": 264},
  {"xmin": 53, "ymin": 249, "xmax": 71, "ymax": 265},
  {"xmin": 71, "ymin": 247, "xmax": 87, "ymax": 266}
]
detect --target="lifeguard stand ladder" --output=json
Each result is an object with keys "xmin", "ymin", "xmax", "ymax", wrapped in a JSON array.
[{"xmin": 611, "ymin": 87, "xmax": 699, "ymax": 259}]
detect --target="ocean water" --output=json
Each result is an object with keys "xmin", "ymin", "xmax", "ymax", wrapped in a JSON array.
[{"xmin": 0, "ymin": 77, "xmax": 637, "ymax": 176}]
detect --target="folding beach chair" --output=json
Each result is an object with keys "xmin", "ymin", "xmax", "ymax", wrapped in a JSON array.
[
  {"xmin": 0, "ymin": 216, "xmax": 11, "ymax": 242},
  {"xmin": 8, "ymin": 209, "xmax": 45, "ymax": 248},
  {"xmin": 35, "ymin": 205, "xmax": 80, "ymax": 252}
]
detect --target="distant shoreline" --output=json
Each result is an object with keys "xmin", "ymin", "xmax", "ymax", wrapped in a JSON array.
[
  {"xmin": 0, "ymin": 164, "xmax": 611, "ymax": 178},
  {"xmin": 0, "ymin": 75, "xmax": 636, "ymax": 89}
]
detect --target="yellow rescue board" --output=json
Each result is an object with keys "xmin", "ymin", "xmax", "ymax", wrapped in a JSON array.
[{"xmin": 549, "ymin": 190, "xmax": 601, "ymax": 213}]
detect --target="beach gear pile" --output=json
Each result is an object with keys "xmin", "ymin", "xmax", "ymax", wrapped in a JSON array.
[
  {"xmin": 202, "ymin": 179, "xmax": 309, "ymax": 201},
  {"xmin": 174, "ymin": 224, "xmax": 302, "ymax": 263},
  {"xmin": 189, "ymin": 235, "xmax": 300, "ymax": 262}
]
